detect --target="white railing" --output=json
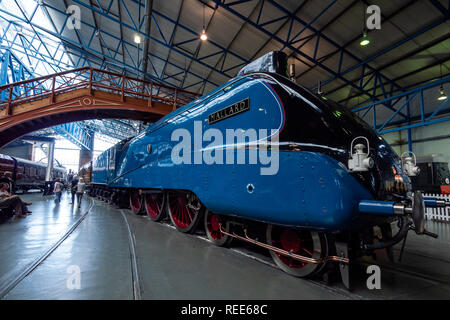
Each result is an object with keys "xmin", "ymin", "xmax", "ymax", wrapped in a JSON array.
[{"xmin": 424, "ymin": 193, "xmax": 450, "ymax": 222}]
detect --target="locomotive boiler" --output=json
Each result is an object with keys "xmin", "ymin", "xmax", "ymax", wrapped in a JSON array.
[{"xmin": 89, "ymin": 52, "xmax": 448, "ymax": 287}]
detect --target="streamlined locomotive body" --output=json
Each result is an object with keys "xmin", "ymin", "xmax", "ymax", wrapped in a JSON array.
[{"xmin": 90, "ymin": 52, "xmax": 446, "ymax": 286}]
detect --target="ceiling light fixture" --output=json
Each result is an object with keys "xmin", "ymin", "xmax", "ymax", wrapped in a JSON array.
[
  {"xmin": 438, "ymin": 65, "xmax": 447, "ymax": 101},
  {"xmin": 134, "ymin": 34, "xmax": 142, "ymax": 44},
  {"xmin": 200, "ymin": 4, "xmax": 207, "ymax": 41},
  {"xmin": 438, "ymin": 85, "xmax": 447, "ymax": 101},
  {"xmin": 359, "ymin": 3, "xmax": 370, "ymax": 47},
  {"xmin": 200, "ymin": 29, "xmax": 208, "ymax": 41},
  {"xmin": 360, "ymin": 32, "xmax": 370, "ymax": 46}
]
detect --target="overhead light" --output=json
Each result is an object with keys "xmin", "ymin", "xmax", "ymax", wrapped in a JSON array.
[
  {"xmin": 438, "ymin": 85, "xmax": 447, "ymax": 101},
  {"xmin": 134, "ymin": 34, "xmax": 142, "ymax": 44},
  {"xmin": 437, "ymin": 65, "xmax": 447, "ymax": 101},
  {"xmin": 200, "ymin": 29, "xmax": 208, "ymax": 41},
  {"xmin": 200, "ymin": 4, "xmax": 207, "ymax": 41},
  {"xmin": 360, "ymin": 32, "xmax": 370, "ymax": 46}
]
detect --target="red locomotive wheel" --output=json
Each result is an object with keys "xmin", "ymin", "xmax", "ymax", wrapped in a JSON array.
[
  {"xmin": 144, "ymin": 192, "xmax": 166, "ymax": 221},
  {"xmin": 204, "ymin": 210, "xmax": 232, "ymax": 246},
  {"xmin": 266, "ymin": 225, "xmax": 327, "ymax": 278},
  {"xmin": 167, "ymin": 192, "xmax": 203, "ymax": 233},
  {"xmin": 129, "ymin": 191, "xmax": 142, "ymax": 214}
]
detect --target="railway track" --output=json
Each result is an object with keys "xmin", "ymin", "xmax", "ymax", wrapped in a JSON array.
[
  {"xmin": 119, "ymin": 210, "xmax": 142, "ymax": 300},
  {"xmin": 0, "ymin": 197, "xmax": 142, "ymax": 300},
  {"xmin": 362, "ymin": 252, "xmax": 450, "ymax": 287},
  {"xmin": 141, "ymin": 214, "xmax": 365, "ymax": 300},
  {"xmin": 132, "ymin": 210, "xmax": 450, "ymax": 300},
  {"xmin": 10, "ymin": 193, "xmax": 445, "ymax": 300},
  {"xmin": 0, "ymin": 198, "xmax": 95, "ymax": 299}
]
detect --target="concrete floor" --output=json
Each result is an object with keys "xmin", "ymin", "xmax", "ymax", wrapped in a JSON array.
[{"xmin": 1, "ymin": 191, "xmax": 450, "ymax": 300}]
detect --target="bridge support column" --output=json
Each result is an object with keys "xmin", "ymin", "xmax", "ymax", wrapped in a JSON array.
[
  {"xmin": 79, "ymin": 131, "xmax": 94, "ymax": 170},
  {"xmin": 45, "ymin": 141, "xmax": 55, "ymax": 182},
  {"xmin": 43, "ymin": 141, "xmax": 55, "ymax": 195},
  {"xmin": 79, "ymin": 149, "xmax": 93, "ymax": 170}
]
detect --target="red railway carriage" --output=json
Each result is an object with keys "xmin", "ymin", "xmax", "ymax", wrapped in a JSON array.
[{"xmin": 0, "ymin": 153, "xmax": 66, "ymax": 191}]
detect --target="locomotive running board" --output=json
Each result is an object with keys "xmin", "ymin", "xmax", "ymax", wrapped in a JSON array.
[{"xmin": 219, "ymin": 226, "xmax": 349, "ymax": 265}]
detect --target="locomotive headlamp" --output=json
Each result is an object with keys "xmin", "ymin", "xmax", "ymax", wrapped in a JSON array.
[
  {"xmin": 348, "ymin": 137, "xmax": 374, "ymax": 172},
  {"xmin": 401, "ymin": 152, "xmax": 420, "ymax": 177}
]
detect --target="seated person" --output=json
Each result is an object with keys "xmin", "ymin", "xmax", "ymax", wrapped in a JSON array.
[
  {"xmin": 0, "ymin": 183, "xmax": 32, "ymax": 217},
  {"xmin": 0, "ymin": 171, "xmax": 14, "ymax": 194}
]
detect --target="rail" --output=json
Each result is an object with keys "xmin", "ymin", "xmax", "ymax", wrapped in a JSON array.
[{"xmin": 0, "ymin": 67, "xmax": 200, "ymax": 115}]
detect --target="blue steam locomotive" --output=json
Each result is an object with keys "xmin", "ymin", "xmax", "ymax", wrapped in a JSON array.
[{"xmin": 89, "ymin": 52, "xmax": 447, "ymax": 287}]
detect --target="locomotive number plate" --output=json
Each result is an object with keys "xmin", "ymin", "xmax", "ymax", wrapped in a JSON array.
[{"xmin": 208, "ymin": 98, "xmax": 250, "ymax": 124}]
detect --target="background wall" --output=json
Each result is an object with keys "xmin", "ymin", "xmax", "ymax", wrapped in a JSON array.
[
  {"xmin": 383, "ymin": 121, "xmax": 450, "ymax": 162},
  {"xmin": 0, "ymin": 143, "xmax": 33, "ymax": 160}
]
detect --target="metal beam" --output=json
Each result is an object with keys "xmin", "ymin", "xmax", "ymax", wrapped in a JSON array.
[
  {"xmin": 354, "ymin": 76, "xmax": 450, "ymax": 134},
  {"xmin": 0, "ymin": 5, "xmax": 219, "ymax": 90},
  {"xmin": 329, "ymin": 32, "xmax": 449, "ymax": 102},
  {"xmin": 52, "ymin": 122, "xmax": 94, "ymax": 151},
  {"xmin": 295, "ymin": 0, "xmax": 414, "ymax": 80},
  {"xmin": 141, "ymin": 0, "xmax": 153, "ymax": 79},
  {"xmin": 429, "ymin": 0, "xmax": 450, "ymax": 19},
  {"xmin": 210, "ymin": 0, "xmax": 397, "ymax": 103}
]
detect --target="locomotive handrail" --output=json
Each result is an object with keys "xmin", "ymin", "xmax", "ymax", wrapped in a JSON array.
[
  {"xmin": 0, "ymin": 67, "xmax": 200, "ymax": 116},
  {"xmin": 219, "ymin": 226, "xmax": 350, "ymax": 265}
]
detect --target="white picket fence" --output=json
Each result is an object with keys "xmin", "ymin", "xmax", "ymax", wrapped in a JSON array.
[{"xmin": 424, "ymin": 193, "xmax": 450, "ymax": 222}]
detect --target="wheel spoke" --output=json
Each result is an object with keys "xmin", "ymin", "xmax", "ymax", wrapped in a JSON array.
[
  {"xmin": 270, "ymin": 226, "xmax": 320, "ymax": 275},
  {"xmin": 186, "ymin": 207, "xmax": 193, "ymax": 222},
  {"xmin": 168, "ymin": 193, "xmax": 202, "ymax": 232}
]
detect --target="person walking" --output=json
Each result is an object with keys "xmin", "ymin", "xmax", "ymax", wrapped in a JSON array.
[
  {"xmin": 70, "ymin": 175, "xmax": 79, "ymax": 205},
  {"xmin": 53, "ymin": 178, "xmax": 63, "ymax": 203},
  {"xmin": 76, "ymin": 178, "xmax": 86, "ymax": 209}
]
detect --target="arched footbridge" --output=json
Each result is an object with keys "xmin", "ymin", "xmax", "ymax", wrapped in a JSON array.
[{"xmin": 0, "ymin": 67, "xmax": 199, "ymax": 147}]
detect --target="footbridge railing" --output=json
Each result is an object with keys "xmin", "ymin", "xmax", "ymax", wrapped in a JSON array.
[{"xmin": 0, "ymin": 67, "xmax": 200, "ymax": 116}]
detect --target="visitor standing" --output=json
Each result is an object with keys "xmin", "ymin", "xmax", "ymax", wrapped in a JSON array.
[
  {"xmin": 53, "ymin": 178, "xmax": 63, "ymax": 203},
  {"xmin": 70, "ymin": 175, "xmax": 79, "ymax": 205},
  {"xmin": 76, "ymin": 178, "xmax": 86, "ymax": 209}
]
